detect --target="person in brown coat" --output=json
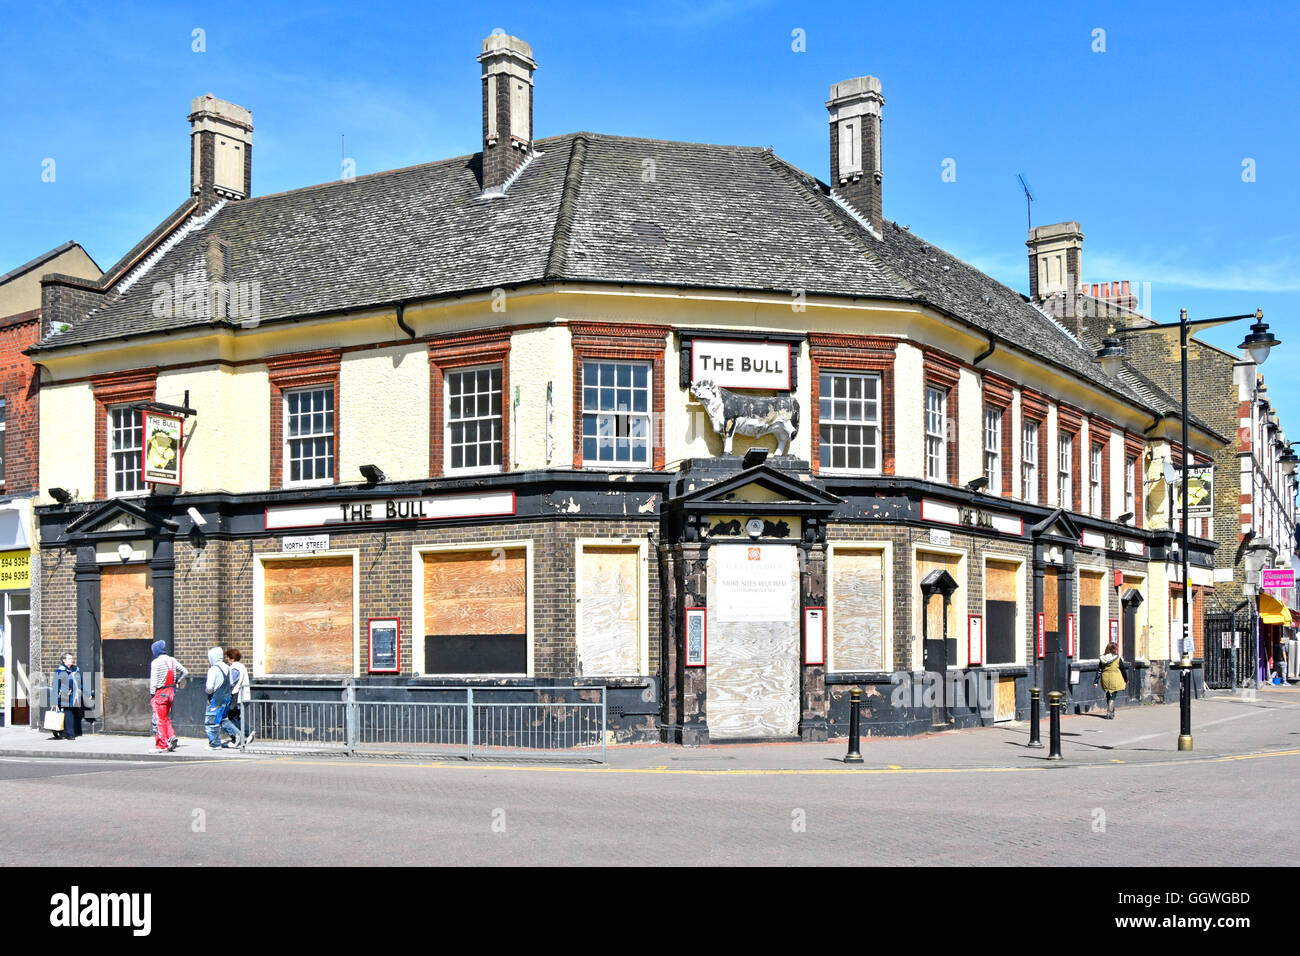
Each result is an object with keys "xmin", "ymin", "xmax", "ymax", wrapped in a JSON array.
[{"xmin": 1094, "ymin": 641, "xmax": 1128, "ymax": 719}]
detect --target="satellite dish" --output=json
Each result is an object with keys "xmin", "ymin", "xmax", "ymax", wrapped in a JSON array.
[{"xmin": 1163, "ymin": 462, "xmax": 1178, "ymax": 486}]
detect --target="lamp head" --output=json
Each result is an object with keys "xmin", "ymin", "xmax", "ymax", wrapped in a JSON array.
[
  {"xmin": 1239, "ymin": 312, "xmax": 1280, "ymax": 366},
  {"xmin": 1095, "ymin": 334, "xmax": 1126, "ymax": 377}
]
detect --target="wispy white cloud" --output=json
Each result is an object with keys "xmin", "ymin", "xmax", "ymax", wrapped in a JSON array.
[{"xmin": 1086, "ymin": 251, "xmax": 1300, "ymax": 294}]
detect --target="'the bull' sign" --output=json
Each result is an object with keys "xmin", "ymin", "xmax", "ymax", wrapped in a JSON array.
[{"xmin": 691, "ymin": 339, "xmax": 791, "ymax": 390}]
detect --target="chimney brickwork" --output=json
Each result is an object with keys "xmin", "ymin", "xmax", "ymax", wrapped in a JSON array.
[
  {"xmin": 478, "ymin": 33, "xmax": 537, "ymax": 193},
  {"xmin": 827, "ymin": 76, "xmax": 884, "ymax": 231},
  {"xmin": 189, "ymin": 94, "xmax": 253, "ymax": 210}
]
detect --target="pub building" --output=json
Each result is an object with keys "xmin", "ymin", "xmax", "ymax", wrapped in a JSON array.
[{"xmin": 29, "ymin": 35, "xmax": 1220, "ymax": 742}]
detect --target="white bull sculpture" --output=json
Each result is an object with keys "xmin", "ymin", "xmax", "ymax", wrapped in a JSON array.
[{"xmin": 690, "ymin": 379, "xmax": 800, "ymax": 456}]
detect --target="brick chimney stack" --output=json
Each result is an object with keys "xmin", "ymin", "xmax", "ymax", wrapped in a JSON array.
[
  {"xmin": 189, "ymin": 94, "xmax": 253, "ymax": 211},
  {"xmin": 827, "ymin": 76, "xmax": 884, "ymax": 231},
  {"xmin": 1026, "ymin": 221, "xmax": 1083, "ymax": 302},
  {"xmin": 478, "ymin": 33, "xmax": 537, "ymax": 194}
]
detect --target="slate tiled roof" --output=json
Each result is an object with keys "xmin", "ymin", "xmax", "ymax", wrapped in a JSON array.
[{"xmin": 31, "ymin": 132, "xmax": 1161, "ymax": 412}]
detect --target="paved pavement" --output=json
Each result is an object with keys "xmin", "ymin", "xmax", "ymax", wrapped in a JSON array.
[{"xmin": 1, "ymin": 689, "xmax": 1295, "ymax": 865}]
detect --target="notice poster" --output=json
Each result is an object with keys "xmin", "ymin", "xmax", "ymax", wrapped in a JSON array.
[
  {"xmin": 367, "ymin": 618, "xmax": 400, "ymax": 673},
  {"xmin": 142, "ymin": 411, "xmax": 183, "ymax": 486},
  {"xmin": 714, "ymin": 544, "xmax": 794, "ymax": 622}
]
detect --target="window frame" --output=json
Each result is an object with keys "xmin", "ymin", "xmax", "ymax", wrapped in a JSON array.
[
  {"xmin": 0, "ymin": 396, "xmax": 6, "ymax": 487},
  {"xmin": 282, "ymin": 384, "xmax": 337, "ymax": 489},
  {"xmin": 982, "ymin": 554, "xmax": 1025, "ymax": 667},
  {"xmin": 925, "ymin": 386, "xmax": 948, "ymax": 483},
  {"xmin": 1058, "ymin": 433, "xmax": 1073, "ymax": 511},
  {"xmin": 1022, "ymin": 420, "xmax": 1039, "ymax": 503},
  {"xmin": 574, "ymin": 538, "xmax": 650, "ymax": 677},
  {"xmin": 983, "ymin": 406, "xmax": 1002, "ymax": 493},
  {"xmin": 252, "ymin": 549, "xmax": 360, "ymax": 678},
  {"xmin": 106, "ymin": 403, "xmax": 146, "ymax": 499},
  {"xmin": 443, "ymin": 363, "xmax": 505, "ymax": 476},
  {"xmin": 410, "ymin": 540, "xmax": 535, "ymax": 678},
  {"xmin": 1089, "ymin": 441, "xmax": 1104, "ymax": 516},
  {"xmin": 581, "ymin": 359, "xmax": 654, "ymax": 469},
  {"xmin": 570, "ymin": 322, "xmax": 667, "ymax": 471},
  {"xmin": 817, "ymin": 370, "xmax": 882, "ymax": 475},
  {"xmin": 809, "ymin": 334, "xmax": 897, "ymax": 476}
]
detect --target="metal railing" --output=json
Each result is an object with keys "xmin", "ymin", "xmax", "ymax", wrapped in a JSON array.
[{"xmin": 240, "ymin": 684, "xmax": 607, "ymax": 762}]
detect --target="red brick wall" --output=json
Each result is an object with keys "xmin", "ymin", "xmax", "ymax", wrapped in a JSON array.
[
  {"xmin": 428, "ymin": 328, "xmax": 512, "ymax": 478},
  {"xmin": 570, "ymin": 322, "xmax": 668, "ymax": 470},
  {"xmin": 266, "ymin": 350, "xmax": 341, "ymax": 489},
  {"xmin": 0, "ymin": 309, "xmax": 42, "ymax": 494},
  {"xmin": 91, "ymin": 369, "xmax": 157, "ymax": 499},
  {"xmin": 808, "ymin": 333, "xmax": 896, "ymax": 476}
]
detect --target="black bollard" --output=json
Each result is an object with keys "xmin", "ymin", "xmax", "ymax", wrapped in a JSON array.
[
  {"xmin": 1027, "ymin": 686, "xmax": 1043, "ymax": 749},
  {"xmin": 1047, "ymin": 690, "xmax": 1063, "ymax": 760},
  {"xmin": 844, "ymin": 686, "xmax": 863, "ymax": 763}
]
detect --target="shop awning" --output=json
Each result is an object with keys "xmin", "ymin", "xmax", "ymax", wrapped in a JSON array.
[{"xmin": 1260, "ymin": 593, "xmax": 1294, "ymax": 627}]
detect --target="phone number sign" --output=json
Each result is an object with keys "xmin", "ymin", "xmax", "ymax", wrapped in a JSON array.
[{"xmin": 0, "ymin": 550, "xmax": 30, "ymax": 590}]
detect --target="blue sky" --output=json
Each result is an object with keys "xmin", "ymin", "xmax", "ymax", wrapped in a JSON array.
[{"xmin": 3, "ymin": 0, "xmax": 1297, "ymax": 434}]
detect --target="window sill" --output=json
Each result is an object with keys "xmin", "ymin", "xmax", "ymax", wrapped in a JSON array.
[
  {"xmin": 283, "ymin": 479, "xmax": 337, "ymax": 491},
  {"xmin": 445, "ymin": 466, "xmax": 505, "ymax": 478}
]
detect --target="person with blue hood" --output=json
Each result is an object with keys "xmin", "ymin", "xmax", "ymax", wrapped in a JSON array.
[
  {"xmin": 51, "ymin": 651, "xmax": 92, "ymax": 741},
  {"xmin": 204, "ymin": 646, "xmax": 242, "ymax": 749},
  {"xmin": 149, "ymin": 640, "xmax": 188, "ymax": 752}
]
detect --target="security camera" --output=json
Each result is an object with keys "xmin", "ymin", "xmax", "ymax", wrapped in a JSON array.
[{"xmin": 187, "ymin": 507, "xmax": 208, "ymax": 528}]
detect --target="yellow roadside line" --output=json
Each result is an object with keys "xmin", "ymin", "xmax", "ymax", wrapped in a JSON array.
[{"xmin": 256, "ymin": 746, "xmax": 1300, "ymax": 777}]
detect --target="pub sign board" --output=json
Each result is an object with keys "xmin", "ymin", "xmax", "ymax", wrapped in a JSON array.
[
  {"xmin": 142, "ymin": 410, "xmax": 183, "ymax": 486},
  {"xmin": 691, "ymin": 339, "xmax": 791, "ymax": 391}
]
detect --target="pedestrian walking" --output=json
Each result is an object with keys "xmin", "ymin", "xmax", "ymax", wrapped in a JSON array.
[
  {"xmin": 150, "ymin": 640, "xmax": 188, "ymax": 752},
  {"xmin": 1094, "ymin": 641, "xmax": 1128, "ymax": 719},
  {"xmin": 224, "ymin": 647, "xmax": 252, "ymax": 746},
  {"xmin": 203, "ymin": 646, "xmax": 241, "ymax": 749},
  {"xmin": 51, "ymin": 652, "xmax": 93, "ymax": 741}
]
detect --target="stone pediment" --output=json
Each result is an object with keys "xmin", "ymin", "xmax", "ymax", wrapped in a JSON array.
[
  {"xmin": 675, "ymin": 463, "xmax": 841, "ymax": 514},
  {"xmin": 65, "ymin": 498, "xmax": 179, "ymax": 537},
  {"xmin": 1030, "ymin": 508, "xmax": 1083, "ymax": 544}
]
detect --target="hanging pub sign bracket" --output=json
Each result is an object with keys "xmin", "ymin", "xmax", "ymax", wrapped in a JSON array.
[{"xmin": 130, "ymin": 389, "xmax": 198, "ymax": 419}]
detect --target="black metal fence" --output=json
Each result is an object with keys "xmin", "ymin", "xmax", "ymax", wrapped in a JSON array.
[{"xmin": 1204, "ymin": 610, "xmax": 1254, "ymax": 689}]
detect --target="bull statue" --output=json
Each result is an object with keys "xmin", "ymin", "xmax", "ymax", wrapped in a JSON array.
[{"xmin": 690, "ymin": 380, "xmax": 799, "ymax": 456}]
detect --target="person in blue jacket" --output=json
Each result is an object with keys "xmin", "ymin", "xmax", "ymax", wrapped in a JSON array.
[
  {"xmin": 52, "ymin": 651, "xmax": 93, "ymax": 741},
  {"xmin": 204, "ymin": 646, "xmax": 241, "ymax": 749}
]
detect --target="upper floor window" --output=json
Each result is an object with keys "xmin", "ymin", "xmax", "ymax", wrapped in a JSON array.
[
  {"xmin": 1124, "ymin": 456, "xmax": 1137, "ymax": 517},
  {"xmin": 1021, "ymin": 421, "xmax": 1039, "ymax": 503},
  {"xmin": 108, "ymin": 405, "xmax": 144, "ymax": 496},
  {"xmin": 819, "ymin": 371, "xmax": 880, "ymax": 472},
  {"xmin": 1059, "ymin": 434, "xmax": 1073, "ymax": 511},
  {"xmin": 445, "ymin": 365, "xmax": 503, "ymax": 474},
  {"xmin": 0, "ymin": 397, "xmax": 6, "ymax": 485},
  {"xmin": 284, "ymin": 386, "xmax": 335, "ymax": 486},
  {"xmin": 582, "ymin": 361, "xmax": 650, "ymax": 467},
  {"xmin": 1090, "ymin": 442, "xmax": 1104, "ymax": 515},
  {"xmin": 925, "ymin": 387, "xmax": 947, "ymax": 482},
  {"xmin": 983, "ymin": 407, "xmax": 1002, "ymax": 493}
]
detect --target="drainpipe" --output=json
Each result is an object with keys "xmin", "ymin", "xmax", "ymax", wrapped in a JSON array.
[
  {"xmin": 394, "ymin": 302, "xmax": 415, "ymax": 338},
  {"xmin": 972, "ymin": 336, "xmax": 996, "ymax": 367}
]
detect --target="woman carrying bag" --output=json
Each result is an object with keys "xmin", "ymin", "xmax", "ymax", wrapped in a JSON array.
[
  {"xmin": 1093, "ymin": 641, "xmax": 1129, "ymax": 720},
  {"xmin": 51, "ymin": 651, "xmax": 93, "ymax": 741}
]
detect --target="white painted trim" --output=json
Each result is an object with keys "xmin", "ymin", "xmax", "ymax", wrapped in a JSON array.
[
  {"xmin": 410, "ymin": 539, "xmax": 535, "ymax": 678},
  {"xmin": 911, "ymin": 542, "xmax": 968, "ymax": 669},
  {"xmin": 573, "ymin": 537, "xmax": 650, "ymax": 678},
  {"xmin": 826, "ymin": 540, "xmax": 893, "ymax": 673},
  {"xmin": 252, "ymin": 548, "xmax": 360, "ymax": 678}
]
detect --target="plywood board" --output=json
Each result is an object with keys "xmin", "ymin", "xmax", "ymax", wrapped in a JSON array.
[
  {"xmin": 995, "ymin": 677, "xmax": 1016, "ymax": 722},
  {"xmin": 1079, "ymin": 571, "xmax": 1103, "ymax": 608},
  {"xmin": 424, "ymin": 549, "xmax": 526, "ymax": 636},
  {"xmin": 916, "ymin": 550, "xmax": 962, "ymax": 643},
  {"xmin": 1043, "ymin": 566, "xmax": 1059, "ymax": 632},
  {"xmin": 986, "ymin": 561, "xmax": 1019, "ymax": 603},
  {"xmin": 100, "ymin": 565, "xmax": 153, "ymax": 642},
  {"xmin": 832, "ymin": 549, "xmax": 884, "ymax": 671},
  {"xmin": 263, "ymin": 557, "xmax": 354, "ymax": 674},
  {"xmin": 707, "ymin": 547, "xmax": 800, "ymax": 738},
  {"xmin": 579, "ymin": 546, "xmax": 641, "ymax": 676}
]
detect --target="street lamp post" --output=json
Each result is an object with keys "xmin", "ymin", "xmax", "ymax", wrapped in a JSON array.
[{"xmin": 1096, "ymin": 308, "xmax": 1279, "ymax": 751}]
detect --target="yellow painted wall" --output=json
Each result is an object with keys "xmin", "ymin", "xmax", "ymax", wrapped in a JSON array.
[
  {"xmin": 339, "ymin": 343, "xmax": 429, "ymax": 482},
  {"xmin": 958, "ymin": 367, "xmax": 982, "ymax": 485},
  {"xmin": 37, "ymin": 382, "xmax": 97, "ymax": 503},
  {"xmin": 510, "ymin": 324, "xmax": 572, "ymax": 470},
  {"xmin": 157, "ymin": 365, "xmax": 270, "ymax": 493},
  {"xmin": 894, "ymin": 342, "xmax": 924, "ymax": 478},
  {"xmin": 1046, "ymin": 402, "xmax": 1060, "ymax": 507}
]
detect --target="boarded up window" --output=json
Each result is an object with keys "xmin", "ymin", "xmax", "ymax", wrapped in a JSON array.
[
  {"xmin": 1123, "ymin": 575, "xmax": 1145, "ymax": 660},
  {"xmin": 578, "ymin": 546, "xmax": 641, "ymax": 676},
  {"xmin": 984, "ymin": 560, "xmax": 1019, "ymax": 665},
  {"xmin": 101, "ymin": 565, "xmax": 154, "ymax": 679},
  {"xmin": 831, "ymin": 549, "xmax": 885, "ymax": 671},
  {"xmin": 916, "ymin": 551, "xmax": 963, "ymax": 659},
  {"xmin": 1079, "ymin": 571, "xmax": 1104, "ymax": 659},
  {"xmin": 263, "ymin": 557, "xmax": 354, "ymax": 675},
  {"xmin": 423, "ymin": 548, "xmax": 527, "ymax": 674}
]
